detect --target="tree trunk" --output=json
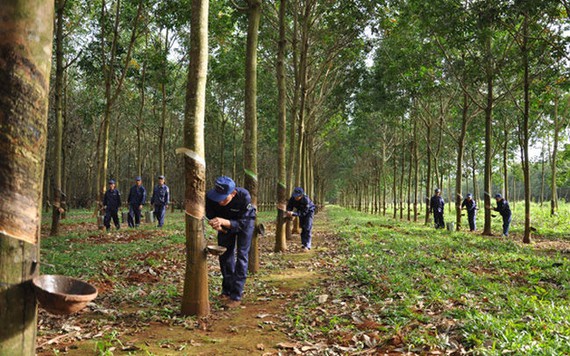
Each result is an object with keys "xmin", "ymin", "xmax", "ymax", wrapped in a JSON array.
[
  {"xmin": 399, "ymin": 146, "xmax": 405, "ymax": 220},
  {"xmin": 50, "ymin": 0, "xmax": 66, "ymax": 236},
  {"xmin": 424, "ymin": 122, "xmax": 432, "ymax": 225},
  {"xmin": 393, "ymin": 157, "xmax": 397, "ymax": 219},
  {"xmin": 472, "ymin": 148, "xmax": 479, "ymax": 205},
  {"xmin": 540, "ymin": 144, "xmax": 545, "ymax": 206},
  {"xmin": 413, "ymin": 120, "xmax": 419, "ymax": 222},
  {"xmin": 482, "ymin": 32, "xmax": 494, "ymax": 236},
  {"xmin": 521, "ymin": 13, "xmax": 531, "ymax": 244},
  {"xmin": 160, "ymin": 29, "xmax": 169, "ymax": 176},
  {"xmin": 274, "ymin": 0, "xmax": 287, "ymax": 253},
  {"xmin": 455, "ymin": 92, "xmax": 468, "ymax": 231},
  {"xmin": 295, "ymin": 0, "xmax": 311, "ymax": 190},
  {"xmin": 62, "ymin": 69, "xmax": 69, "ymax": 213},
  {"xmin": 550, "ymin": 94, "xmax": 560, "ymax": 216},
  {"xmin": 0, "ymin": 1, "xmax": 54, "ymax": 353},
  {"xmin": 180, "ymin": 0, "xmax": 209, "ymax": 317},
  {"xmin": 232, "ymin": 116, "xmax": 238, "ymax": 179},
  {"xmin": 244, "ymin": 0, "xmax": 261, "ymax": 274},
  {"xmin": 286, "ymin": 10, "xmax": 299, "ymax": 240},
  {"xmin": 502, "ymin": 127, "xmax": 509, "ymax": 200},
  {"xmin": 407, "ymin": 143, "xmax": 412, "ymax": 221},
  {"xmin": 382, "ymin": 168, "xmax": 387, "ymax": 216},
  {"xmin": 136, "ymin": 33, "xmax": 148, "ymax": 177},
  {"xmin": 159, "ymin": 80, "xmax": 167, "ymax": 175}
]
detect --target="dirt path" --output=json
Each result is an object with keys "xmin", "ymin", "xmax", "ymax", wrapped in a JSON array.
[{"xmin": 36, "ymin": 213, "xmax": 332, "ymax": 355}]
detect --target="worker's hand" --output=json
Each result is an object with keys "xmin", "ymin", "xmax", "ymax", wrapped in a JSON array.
[
  {"xmin": 209, "ymin": 217, "xmax": 229, "ymax": 232},
  {"xmin": 286, "ymin": 211, "xmax": 293, "ymax": 218},
  {"xmin": 139, "ymin": 205, "xmax": 143, "ymax": 210}
]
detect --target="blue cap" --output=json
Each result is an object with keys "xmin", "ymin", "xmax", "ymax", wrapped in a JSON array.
[
  {"xmin": 207, "ymin": 176, "xmax": 236, "ymax": 203},
  {"xmin": 435, "ymin": 188, "xmax": 441, "ymax": 193},
  {"xmin": 466, "ymin": 193, "xmax": 472, "ymax": 198},
  {"xmin": 292, "ymin": 187, "xmax": 304, "ymax": 198},
  {"xmin": 108, "ymin": 179, "xmax": 116, "ymax": 184},
  {"xmin": 158, "ymin": 175, "xmax": 165, "ymax": 180},
  {"xmin": 495, "ymin": 193, "xmax": 502, "ymax": 199},
  {"xmin": 135, "ymin": 176, "xmax": 142, "ymax": 181}
]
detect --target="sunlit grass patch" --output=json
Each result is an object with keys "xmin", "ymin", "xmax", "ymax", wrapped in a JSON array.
[{"xmin": 321, "ymin": 205, "xmax": 570, "ymax": 353}]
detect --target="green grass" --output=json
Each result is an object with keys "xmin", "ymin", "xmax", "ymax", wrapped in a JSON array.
[
  {"xmin": 39, "ymin": 204, "xmax": 570, "ymax": 353},
  {"xmin": 39, "ymin": 209, "xmax": 275, "ymax": 278},
  {"xmin": 324, "ymin": 204, "xmax": 570, "ymax": 354}
]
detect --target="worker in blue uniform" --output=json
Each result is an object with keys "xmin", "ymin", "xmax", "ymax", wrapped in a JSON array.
[
  {"xmin": 127, "ymin": 176, "xmax": 146, "ymax": 228},
  {"xmin": 461, "ymin": 193, "xmax": 477, "ymax": 231},
  {"xmin": 493, "ymin": 193, "xmax": 512, "ymax": 237},
  {"xmin": 286, "ymin": 187, "xmax": 316, "ymax": 251},
  {"xmin": 206, "ymin": 176, "xmax": 256, "ymax": 308},
  {"xmin": 103, "ymin": 179, "xmax": 121, "ymax": 232},
  {"xmin": 151, "ymin": 175, "xmax": 170, "ymax": 228},
  {"xmin": 430, "ymin": 188, "xmax": 445, "ymax": 229}
]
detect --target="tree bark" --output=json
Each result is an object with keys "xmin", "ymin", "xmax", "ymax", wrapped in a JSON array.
[
  {"xmin": 244, "ymin": 0, "xmax": 261, "ymax": 274},
  {"xmin": 50, "ymin": 0, "xmax": 66, "ymax": 236},
  {"xmin": 455, "ymin": 92, "xmax": 468, "ymax": 231},
  {"xmin": 180, "ymin": 0, "xmax": 210, "ymax": 317},
  {"xmin": 550, "ymin": 94, "xmax": 560, "ymax": 216},
  {"xmin": 274, "ymin": 0, "xmax": 288, "ymax": 253},
  {"xmin": 393, "ymin": 157, "xmax": 397, "ymax": 219},
  {"xmin": 482, "ymin": 31, "xmax": 494, "ymax": 236},
  {"xmin": 424, "ymin": 120, "xmax": 432, "ymax": 225},
  {"xmin": 502, "ymin": 127, "xmax": 509, "ymax": 200},
  {"xmin": 471, "ymin": 148, "xmax": 479, "ymax": 205},
  {"xmin": 399, "ymin": 144, "xmax": 405, "ymax": 220},
  {"xmin": 0, "ymin": 1, "xmax": 54, "ymax": 353},
  {"xmin": 521, "ymin": 13, "xmax": 531, "ymax": 244},
  {"xmin": 540, "ymin": 145, "xmax": 545, "ymax": 206},
  {"xmin": 136, "ymin": 32, "xmax": 148, "ymax": 177},
  {"xmin": 413, "ymin": 120, "xmax": 419, "ymax": 221}
]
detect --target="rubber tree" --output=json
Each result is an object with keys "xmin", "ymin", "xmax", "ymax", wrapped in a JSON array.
[
  {"xmin": 180, "ymin": 0, "xmax": 210, "ymax": 317},
  {"xmin": 274, "ymin": 0, "xmax": 288, "ymax": 253},
  {"xmin": 50, "ymin": 0, "xmax": 67, "ymax": 236},
  {"xmin": 518, "ymin": 9, "xmax": 532, "ymax": 243},
  {"xmin": 243, "ymin": 0, "xmax": 262, "ymax": 274},
  {"xmin": 0, "ymin": 1, "xmax": 54, "ymax": 354},
  {"xmin": 478, "ymin": 1, "xmax": 498, "ymax": 236},
  {"xmin": 550, "ymin": 92, "xmax": 566, "ymax": 216}
]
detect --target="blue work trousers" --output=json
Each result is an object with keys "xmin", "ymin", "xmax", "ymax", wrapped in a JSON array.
[
  {"xmin": 299, "ymin": 213, "xmax": 314, "ymax": 249},
  {"xmin": 217, "ymin": 221, "xmax": 254, "ymax": 301},
  {"xmin": 502, "ymin": 215, "xmax": 512, "ymax": 236},
  {"xmin": 467, "ymin": 211, "xmax": 476, "ymax": 231},
  {"xmin": 104, "ymin": 209, "xmax": 120, "ymax": 230},
  {"xmin": 154, "ymin": 204, "xmax": 166, "ymax": 227},
  {"xmin": 128, "ymin": 204, "xmax": 142, "ymax": 227},
  {"xmin": 434, "ymin": 212, "xmax": 445, "ymax": 229}
]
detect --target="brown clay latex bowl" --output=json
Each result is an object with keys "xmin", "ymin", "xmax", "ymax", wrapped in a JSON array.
[
  {"xmin": 33, "ymin": 275, "xmax": 98, "ymax": 315},
  {"xmin": 206, "ymin": 245, "xmax": 227, "ymax": 256}
]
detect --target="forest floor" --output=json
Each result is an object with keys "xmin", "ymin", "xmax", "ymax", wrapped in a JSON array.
[
  {"xmin": 36, "ymin": 210, "xmax": 355, "ymax": 355},
  {"xmin": 35, "ymin": 204, "xmax": 570, "ymax": 355}
]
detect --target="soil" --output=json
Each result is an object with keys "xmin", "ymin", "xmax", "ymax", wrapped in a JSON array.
[{"xmin": 36, "ymin": 215, "xmax": 330, "ymax": 356}]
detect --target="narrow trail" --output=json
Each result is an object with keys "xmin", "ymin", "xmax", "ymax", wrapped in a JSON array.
[
  {"xmin": 36, "ymin": 211, "xmax": 334, "ymax": 355},
  {"xmin": 167, "ymin": 211, "xmax": 332, "ymax": 355}
]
